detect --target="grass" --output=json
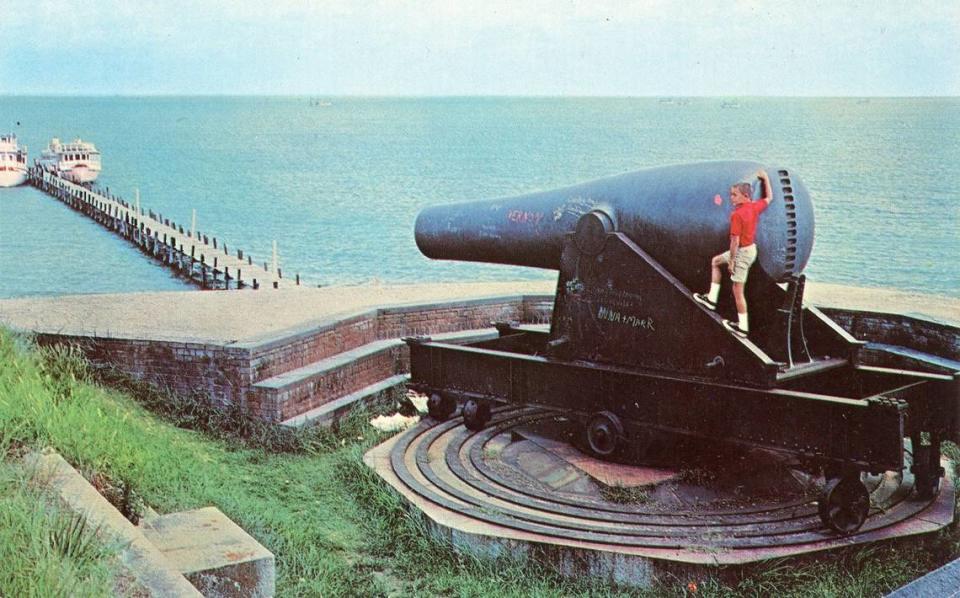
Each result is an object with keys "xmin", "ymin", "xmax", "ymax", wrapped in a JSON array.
[
  {"xmin": 0, "ymin": 326, "xmax": 958, "ymax": 596},
  {"xmin": 0, "ymin": 457, "xmax": 117, "ymax": 597}
]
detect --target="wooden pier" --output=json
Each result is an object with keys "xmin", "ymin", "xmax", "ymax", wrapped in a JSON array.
[{"xmin": 29, "ymin": 167, "xmax": 300, "ymax": 290}]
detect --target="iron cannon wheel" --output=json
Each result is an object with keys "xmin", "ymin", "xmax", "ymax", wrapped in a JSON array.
[
  {"xmin": 585, "ymin": 411, "xmax": 625, "ymax": 458},
  {"xmin": 462, "ymin": 399, "xmax": 492, "ymax": 431},
  {"xmin": 818, "ymin": 474, "xmax": 870, "ymax": 534},
  {"xmin": 427, "ymin": 393, "xmax": 456, "ymax": 421}
]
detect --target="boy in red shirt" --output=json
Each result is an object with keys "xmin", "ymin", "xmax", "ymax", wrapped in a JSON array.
[{"xmin": 694, "ymin": 169, "xmax": 773, "ymax": 337}]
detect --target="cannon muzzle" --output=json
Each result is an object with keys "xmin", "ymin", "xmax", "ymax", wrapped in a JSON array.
[{"xmin": 415, "ymin": 161, "xmax": 813, "ymax": 289}]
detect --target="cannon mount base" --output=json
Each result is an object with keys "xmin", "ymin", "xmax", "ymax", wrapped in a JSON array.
[{"xmin": 366, "ymin": 406, "xmax": 955, "ymax": 589}]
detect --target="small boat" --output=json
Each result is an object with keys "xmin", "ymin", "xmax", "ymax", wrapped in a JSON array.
[
  {"xmin": 0, "ymin": 133, "xmax": 28, "ymax": 188},
  {"xmin": 38, "ymin": 137, "xmax": 102, "ymax": 184}
]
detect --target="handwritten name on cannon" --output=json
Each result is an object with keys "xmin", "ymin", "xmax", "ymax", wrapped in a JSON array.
[
  {"xmin": 506, "ymin": 209, "xmax": 544, "ymax": 225},
  {"xmin": 597, "ymin": 305, "xmax": 655, "ymax": 331}
]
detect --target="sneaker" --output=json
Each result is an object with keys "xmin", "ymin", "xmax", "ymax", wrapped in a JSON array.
[
  {"xmin": 693, "ymin": 293, "xmax": 716, "ymax": 310},
  {"xmin": 723, "ymin": 319, "xmax": 749, "ymax": 338}
]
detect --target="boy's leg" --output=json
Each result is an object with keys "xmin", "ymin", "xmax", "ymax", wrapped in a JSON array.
[
  {"xmin": 694, "ymin": 253, "xmax": 725, "ymax": 309},
  {"xmin": 707, "ymin": 253, "xmax": 726, "ymax": 303},
  {"xmin": 732, "ymin": 282, "xmax": 748, "ymax": 331},
  {"xmin": 727, "ymin": 246, "xmax": 756, "ymax": 333}
]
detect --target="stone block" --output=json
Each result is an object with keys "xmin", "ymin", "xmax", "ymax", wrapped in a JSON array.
[{"xmin": 141, "ymin": 507, "xmax": 274, "ymax": 598}]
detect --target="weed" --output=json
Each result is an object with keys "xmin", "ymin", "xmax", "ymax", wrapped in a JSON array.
[
  {"xmin": 600, "ymin": 483, "xmax": 651, "ymax": 504},
  {"xmin": 679, "ymin": 466, "xmax": 718, "ymax": 486},
  {"xmin": 49, "ymin": 511, "xmax": 103, "ymax": 567},
  {"xmin": 0, "ymin": 460, "xmax": 115, "ymax": 596},
  {"xmin": 89, "ymin": 471, "xmax": 146, "ymax": 524},
  {"xmin": 89, "ymin": 365, "xmax": 313, "ymax": 453}
]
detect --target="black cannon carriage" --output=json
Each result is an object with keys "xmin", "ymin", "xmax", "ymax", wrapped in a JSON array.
[{"xmin": 405, "ymin": 161, "xmax": 959, "ymax": 534}]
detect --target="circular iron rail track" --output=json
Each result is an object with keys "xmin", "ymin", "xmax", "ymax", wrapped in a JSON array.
[{"xmin": 388, "ymin": 406, "xmax": 934, "ymax": 550}]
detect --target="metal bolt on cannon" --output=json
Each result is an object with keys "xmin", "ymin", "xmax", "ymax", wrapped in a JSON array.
[{"xmin": 405, "ymin": 160, "xmax": 959, "ymax": 534}]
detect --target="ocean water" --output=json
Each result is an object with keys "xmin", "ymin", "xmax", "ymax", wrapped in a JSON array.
[{"xmin": 0, "ymin": 97, "xmax": 957, "ymax": 298}]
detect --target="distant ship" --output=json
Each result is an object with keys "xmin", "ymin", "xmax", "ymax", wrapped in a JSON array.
[
  {"xmin": 38, "ymin": 137, "xmax": 102, "ymax": 184},
  {"xmin": 0, "ymin": 133, "xmax": 28, "ymax": 187}
]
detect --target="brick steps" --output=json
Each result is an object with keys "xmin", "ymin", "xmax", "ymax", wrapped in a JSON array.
[
  {"xmin": 255, "ymin": 327, "xmax": 501, "ymax": 424},
  {"xmin": 280, "ymin": 374, "xmax": 411, "ymax": 428},
  {"xmin": 245, "ymin": 295, "xmax": 554, "ymax": 385},
  {"xmin": 253, "ymin": 339, "xmax": 404, "ymax": 421}
]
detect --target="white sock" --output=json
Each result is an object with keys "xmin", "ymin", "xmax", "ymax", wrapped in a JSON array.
[
  {"xmin": 738, "ymin": 312, "xmax": 749, "ymax": 332},
  {"xmin": 707, "ymin": 283, "xmax": 720, "ymax": 304}
]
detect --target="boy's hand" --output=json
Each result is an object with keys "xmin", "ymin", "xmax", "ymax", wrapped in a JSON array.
[
  {"xmin": 756, "ymin": 169, "xmax": 768, "ymax": 180},
  {"xmin": 728, "ymin": 262, "xmax": 735, "ymax": 275}
]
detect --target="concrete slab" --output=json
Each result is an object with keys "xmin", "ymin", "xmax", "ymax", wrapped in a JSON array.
[
  {"xmin": 141, "ymin": 507, "xmax": 274, "ymax": 598},
  {"xmin": 804, "ymin": 283, "xmax": 960, "ymax": 326},
  {"xmin": 888, "ymin": 557, "xmax": 960, "ymax": 597},
  {"xmin": 25, "ymin": 451, "xmax": 201, "ymax": 597},
  {"xmin": 519, "ymin": 432, "xmax": 677, "ymax": 488},
  {"xmin": 0, "ymin": 281, "xmax": 955, "ymax": 346},
  {"xmin": 0, "ymin": 281, "xmax": 556, "ymax": 344}
]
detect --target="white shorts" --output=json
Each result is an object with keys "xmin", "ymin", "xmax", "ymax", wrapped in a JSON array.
[{"xmin": 716, "ymin": 244, "xmax": 757, "ymax": 283}]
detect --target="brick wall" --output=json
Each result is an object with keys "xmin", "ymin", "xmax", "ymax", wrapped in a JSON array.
[
  {"xmin": 375, "ymin": 298, "xmax": 528, "ymax": 339},
  {"xmin": 33, "ymin": 295, "xmax": 554, "ymax": 423},
  {"xmin": 34, "ymin": 333, "xmax": 263, "ymax": 416},
  {"xmin": 246, "ymin": 296, "xmax": 542, "ymax": 383},
  {"xmin": 820, "ymin": 308, "xmax": 959, "ymax": 360},
  {"xmin": 271, "ymin": 345, "xmax": 406, "ymax": 421},
  {"xmin": 34, "ymin": 299, "xmax": 957, "ymax": 425},
  {"xmin": 248, "ymin": 312, "xmax": 379, "ymax": 382}
]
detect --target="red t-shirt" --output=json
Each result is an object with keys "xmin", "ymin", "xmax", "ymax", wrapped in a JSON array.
[{"xmin": 730, "ymin": 200, "xmax": 768, "ymax": 247}]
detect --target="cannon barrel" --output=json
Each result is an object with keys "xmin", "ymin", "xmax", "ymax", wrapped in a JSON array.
[{"xmin": 415, "ymin": 161, "xmax": 814, "ymax": 288}]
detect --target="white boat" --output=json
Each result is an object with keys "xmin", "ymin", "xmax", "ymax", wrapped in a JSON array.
[
  {"xmin": 0, "ymin": 133, "xmax": 28, "ymax": 188},
  {"xmin": 38, "ymin": 137, "xmax": 102, "ymax": 184}
]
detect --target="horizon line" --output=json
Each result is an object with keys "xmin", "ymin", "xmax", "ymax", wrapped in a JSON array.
[{"xmin": 2, "ymin": 93, "xmax": 958, "ymax": 100}]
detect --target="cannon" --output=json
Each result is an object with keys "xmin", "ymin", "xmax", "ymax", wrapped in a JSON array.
[{"xmin": 406, "ymin": 161, "xmax": 959, "ymax": 534}]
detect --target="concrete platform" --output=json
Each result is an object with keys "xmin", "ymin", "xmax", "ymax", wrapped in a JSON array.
[
  {"xmin": 142, "ymin": 507, "xmax": 275, "ymax": 598},
  {"xmin": 27, "ymin": 451, "xmax": 201, "ymax": 597},
  {"xmin": 0, "ymin": 281, "xmax": 956, "ymax": 345},
  {"xmin": 366, "ymin": 407, "xmax": 956, "ymax": 589},
  {"xmin": 0, "ymin": 281, "xmax": 557, "ymax": 345},
  {"xmin": 27, "ymin": 450, "xmax": 275, "ymax": 597},
  {"xmin": 0, "ymin": 283, "xmax": 557, "ymax": 423}
]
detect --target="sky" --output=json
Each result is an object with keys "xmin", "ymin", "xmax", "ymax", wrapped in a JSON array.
[{"xmin": 2, "ymin": 0, "xmax": 958, "ymax": 96}]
